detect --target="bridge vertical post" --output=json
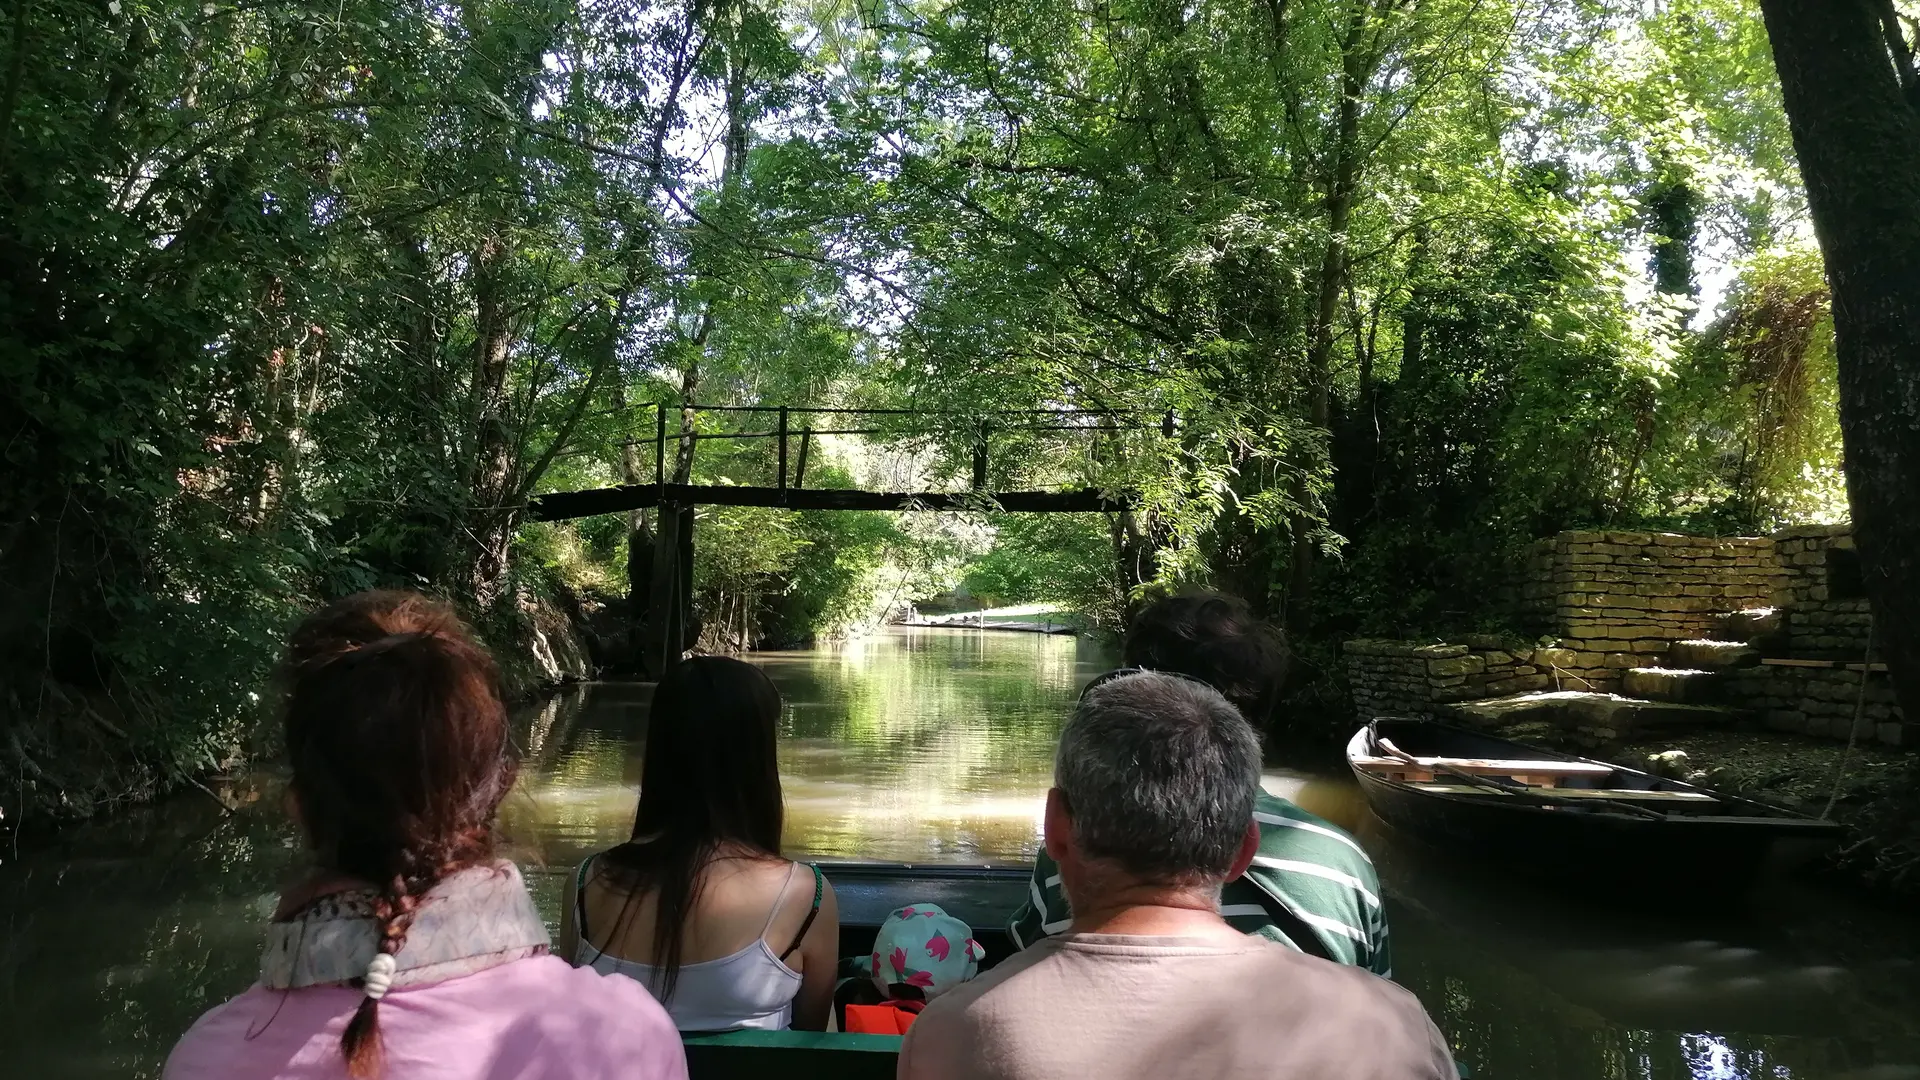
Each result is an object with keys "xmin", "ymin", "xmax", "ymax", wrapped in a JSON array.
[
  {"xmin": 971, "ymin": 423, "xmax": 989, "ymax": 490},
  {"xmin": 794, "ymin": 428, "xmax": 811, "ymax": 489},
  {"xmin": 641, "ymin": 499, "xmax": 697, "ymax": 677},
  {"xmin": 777, "ymin": 407, "xmax": 789, "ymax": 496},
  {"xmin": 655, "ymin": 404, "xmax": 666, "ymax": 489}
]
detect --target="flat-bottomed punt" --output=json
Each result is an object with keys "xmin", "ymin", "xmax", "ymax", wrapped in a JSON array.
[{"xmin": 1347, "ymin": 718, "xmax": 1842, "ymax": 888}]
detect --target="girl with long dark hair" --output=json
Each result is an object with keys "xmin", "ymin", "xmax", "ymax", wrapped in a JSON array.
[
  {"xmin": 166, "ymin": 591, "xmax": 688, "ymax": 1080},
  {"xmin": 559, "ymin": 656, "xmax": 839, "ymax": 1031}
]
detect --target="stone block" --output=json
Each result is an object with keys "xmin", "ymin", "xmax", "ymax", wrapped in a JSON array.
[
  {"xmin": 1484, "ymin": 674, "xmax": 1551, "ymax": 695},
  {"xmin": 1427, "ymin": 656, "xmax": 1486, "ymax": 677},
  {"xmin": 1566, "ymin": 634, "xmax": 1628, "ymax": 653},
  {"xmin": 1594, "ymin": 593, "xmax": 1653, "ymax": 611},
  {"xmin": 1409, "ymin": 643, "xmax": 1470, "ymax": 659},
  {"xmin": 1669, "ymin": 640, "xmax": 1760, "ymax": 669},
  {"xmin": 1717, "ymin": 608, "xmax": 1784, "ymax": 644},
  {"xmin": 1622, "ymin": 666, "xmax": 1720, "ymax": 703},
  {"xmin": 1879, "ymin": 723, "xmax": 1905, "ymax": 746}
]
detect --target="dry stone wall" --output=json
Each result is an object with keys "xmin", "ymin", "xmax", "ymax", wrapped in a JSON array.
[
  {"xmin": 1772, "ymin": 524, "xmax": 1873, "ymax": 660},
  {"xmin": 1516, "ymin": 530, "xmax": 1780, "ymax": 691},
  {"xmin": 1345, "ymin": 523, "xmax": 1913, "ymax": 747},
  {"xmin": 1345, "ymin": 638, "xmax": 1557, "ymax": 720},
  {"xmin": 1723, "ymin": 662, "xmax": 1905, "ymax": 745}
]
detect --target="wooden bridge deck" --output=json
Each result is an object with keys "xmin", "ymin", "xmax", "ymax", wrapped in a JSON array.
[{"xmin": 528, "ymin": 483, "xmax": 1131, "ymax": 521}]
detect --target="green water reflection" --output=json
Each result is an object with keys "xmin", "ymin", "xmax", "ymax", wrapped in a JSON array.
[{"xmin": 1, "ymin": 628, "xmax": 1917, "ymax": 1079}]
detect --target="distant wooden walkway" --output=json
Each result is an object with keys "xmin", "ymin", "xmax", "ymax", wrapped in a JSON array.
[
  {"xmin": 569, "ymin": 402, "xmax": 1169, "ymax": 675},
  {"xmin": 530, "ymin": 482, "xmax": 1129, "ymax": 520},
  {"xmin": 528, "ymin": 402, "xmax": 1167, "ymax": 521},
  {"xmin": 897, "ymin": 618, "xmax": 1078, "ymax": 635}
]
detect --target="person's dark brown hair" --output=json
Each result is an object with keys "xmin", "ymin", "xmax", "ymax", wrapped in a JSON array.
[
  {"xmin": 281, "ymin": 590, "xmax": 516, "ymax": 1078},
  {"xmin": 1122, "ymin": 591, "xmax": 1289, "ymax": 728}
]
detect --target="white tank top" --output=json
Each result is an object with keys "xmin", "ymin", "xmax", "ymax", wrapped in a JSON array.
[{"xmin": 571, "ymin": 857, "xmax": 821, "ymax": 1032}]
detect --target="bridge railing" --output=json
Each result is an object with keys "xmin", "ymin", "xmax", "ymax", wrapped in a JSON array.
[{"xmin": 630, "ymin": 402, "xmax": 1176, "ymax": 495}]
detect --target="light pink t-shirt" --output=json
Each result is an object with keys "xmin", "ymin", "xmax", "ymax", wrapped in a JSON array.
[
  {"xmin": 165, "ymin": 954, "xmax": 688, "ymax": 1080},
  {"xmin": 898, "ymin": 933, "xmax": 1456, "ymax": 1080}
]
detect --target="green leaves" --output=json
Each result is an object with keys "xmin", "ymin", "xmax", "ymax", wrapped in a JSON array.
[{"xmin": 0, "ymin": 0, "xmax": 1839, "ymax": 805}]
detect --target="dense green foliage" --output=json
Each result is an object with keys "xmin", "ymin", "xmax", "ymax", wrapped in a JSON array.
[{"xmin": 0, "ymin": 0, "xmax": 1853, "ymax": 821}]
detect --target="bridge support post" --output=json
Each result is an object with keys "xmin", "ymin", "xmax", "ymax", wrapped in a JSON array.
[
  {"xmin": 623, "ymin": 516, "xmax": 654, "ymax": 672},
  {"xmin": 640, "ymin": 499, "xmax": 697, "ymax": 677}
]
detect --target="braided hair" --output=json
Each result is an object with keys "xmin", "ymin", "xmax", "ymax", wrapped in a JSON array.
[{"xmin": 281, "ymin": 591, "xmax": 517, "ymax": 1078}]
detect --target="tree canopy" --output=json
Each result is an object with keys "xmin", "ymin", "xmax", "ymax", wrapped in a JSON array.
[{"xmin": 0, "ymin": 0, "xmax": 1863, "ymax": 810}]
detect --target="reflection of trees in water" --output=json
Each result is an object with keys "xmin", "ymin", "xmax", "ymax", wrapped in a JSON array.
[
  {"xmin": 764, "ymin": 629, "xmax": 1098, "ymax": 862},
  {"xmin": 1395, "ymin": 904, "xmax": 1912, "ymax": 1079},
  {"xmin": 1, "ymin": 805, "xmax": 298, "ymax": 1077},
  {"xmin": 497, "ymin": 685, "xmax": 644, "ymax": 866},
  {"xmin": 492, "ymin": 630, "xmax": 1096, "ymax": 867}
]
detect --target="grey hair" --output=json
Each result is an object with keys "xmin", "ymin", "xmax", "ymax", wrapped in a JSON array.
[{"xmin": 1055, "ymin": 671, "xmax": 1262, "ymax": 884}]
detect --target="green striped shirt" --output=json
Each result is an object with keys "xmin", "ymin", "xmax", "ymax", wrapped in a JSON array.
[{"xmin": 1007, "ymin": 792, "xmax": 1392, "ymax": 977}]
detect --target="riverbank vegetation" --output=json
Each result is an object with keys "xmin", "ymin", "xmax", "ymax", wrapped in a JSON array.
[{"xmin": 4, "ymin": 0, "xmax": 1918, "ymax": 838}]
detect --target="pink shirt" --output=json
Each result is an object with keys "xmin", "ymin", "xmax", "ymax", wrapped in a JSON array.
[{"xmin": 165, "ymin": 954, "xmax": 689, "ymax": 1080}]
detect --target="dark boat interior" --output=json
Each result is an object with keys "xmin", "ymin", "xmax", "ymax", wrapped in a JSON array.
[{"xmin": 685, "ymin": 861, "xmax": 1031, "ymax": 1080}]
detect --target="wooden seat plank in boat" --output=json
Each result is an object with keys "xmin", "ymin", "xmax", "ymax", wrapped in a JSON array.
[
  {"xmin": 1411, "ymin": 783, "xmax": 1716, "ymax": 803},
  {"xmin": 1350, "ymin": 755, "xmax": 1615, "ymax": 787}
]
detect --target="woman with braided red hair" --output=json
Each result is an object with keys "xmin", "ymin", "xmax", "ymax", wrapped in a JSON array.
[{"xmin": 165, "ymin": 591, "xmax": 688, "ymax": 1080}]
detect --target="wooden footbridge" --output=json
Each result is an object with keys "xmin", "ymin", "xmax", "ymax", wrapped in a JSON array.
[
  {"xmin": 532, "ymin": 402, "xmax": 1171, "ymax": 674},
  {"xmin": 529, "ymin": 403, "xmax": 1171, "ymax": 520}
]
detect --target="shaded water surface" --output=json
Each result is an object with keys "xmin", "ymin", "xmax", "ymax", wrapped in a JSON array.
[{"xmin": 2, "ymin": 627, "xmax": 1917, "ymax": 1078}]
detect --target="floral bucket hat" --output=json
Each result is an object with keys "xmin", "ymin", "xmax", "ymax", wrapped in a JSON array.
[{"xmin": 868, "ymin": 903, "xmax": 987, "ymax": 1001}]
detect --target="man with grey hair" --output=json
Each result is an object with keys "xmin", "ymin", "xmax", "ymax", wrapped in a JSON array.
[{"xmin": 899, "ymin": 672, "xmax": 1455, "ymax": 1080}]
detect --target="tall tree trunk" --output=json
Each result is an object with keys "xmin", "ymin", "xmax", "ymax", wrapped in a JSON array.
[
  {"xmin": 1285, "ymin": 3, "xmax": 1369, "ymax": 628},
  {"xmin": 1758, "ymin": 0, "xmax": 1920, "ymax": 716},
  {"xmin": 465, "ymin": 235, "xmax": 518, "ymax": 606}
]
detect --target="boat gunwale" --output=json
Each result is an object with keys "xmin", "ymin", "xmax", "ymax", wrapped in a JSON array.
[{"xmin": 1347, "ymin": 720, "xmax": 1842, "ymax": 835}]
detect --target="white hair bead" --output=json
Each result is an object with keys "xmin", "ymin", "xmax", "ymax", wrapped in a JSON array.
[{"xmin": 362, "ymin": 952, "xmax": 398, "ymax": 1001}]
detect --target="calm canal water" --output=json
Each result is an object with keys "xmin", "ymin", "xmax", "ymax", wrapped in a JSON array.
[{"xmin": 2, "ymin": 627, "xmax": 1917, "ymax": 1078}]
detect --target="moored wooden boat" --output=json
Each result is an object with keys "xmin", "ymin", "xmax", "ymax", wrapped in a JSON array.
[
  {"xmin": 686, "ymin": 861, "xmax": 1030, "ymax": 1080},
  {"xmin": 1347, "ymin": 718, "xmax": 1842, "ymax": 887}
]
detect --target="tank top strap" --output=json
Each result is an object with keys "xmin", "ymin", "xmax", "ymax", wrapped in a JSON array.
[
  {"xmin": 778, "ymin": 864, "xmax": 824, "ymax": 961},
  {"xmin": 759, "ymin": 860, "xmax": 802, "ymax": 938},
  {"xmin": 574, "ymin": 855, "xmax": 597, "ymax": 939}
]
